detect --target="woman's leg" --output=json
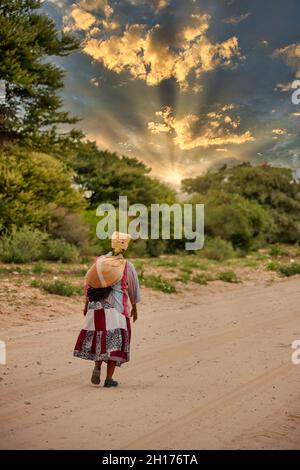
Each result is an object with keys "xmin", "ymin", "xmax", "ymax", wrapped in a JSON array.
[
  {"xmin": 91, "ymin": 360, "xmax": 102, "ymax": 384},
  {"xmin": 106, "ymin": 360, "xmax": 116, "ymax": 380}
]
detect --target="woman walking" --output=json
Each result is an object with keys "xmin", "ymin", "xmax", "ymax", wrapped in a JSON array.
[{"xmin": 73, "ymin": 232, "xmax": 140, "ymax": 388}]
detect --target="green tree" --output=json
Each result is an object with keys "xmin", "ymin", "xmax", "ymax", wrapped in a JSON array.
[
  {"xmin": 183, "ymin": 163, "xmax": 300, "ymax": 244},
  {"xmin": 0, "ymin": 0, "xmax": 80, "ymax": 144},
  {"xmin": 72, "ymin": 141, "xmax": 176, "ymax": 206},
  {"xmin": 190, "ymin": 190, "xmax": 270, "ymax": 250},
  {"xmin": 0, "ymin": 144, "xmax": 85, "ymax": 232}
]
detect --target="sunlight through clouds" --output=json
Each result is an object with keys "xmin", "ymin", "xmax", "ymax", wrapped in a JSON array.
[{"xmin": 148, "ymin": 105, "xmax": 254, "ymax": 150}]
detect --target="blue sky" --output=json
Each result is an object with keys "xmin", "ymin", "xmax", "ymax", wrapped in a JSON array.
[{"xmin": 44, "ymin": 0, "xmax": 300, "ymax": 184}]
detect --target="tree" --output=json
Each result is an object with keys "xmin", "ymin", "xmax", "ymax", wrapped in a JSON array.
[
  {"xmin": 0, "ymin": 0, "xmax": 80, "ymax": 144},
  {"xmin": 0, "ymin": 144, "xmax": 85, "ymax": 232},
  {"xmin": 182, "ymin": 163, "xmax": 300, "ymax": 244},
  {"xmin": 72, "ymin": 141, "xmax": 176, "ymax": 206}
]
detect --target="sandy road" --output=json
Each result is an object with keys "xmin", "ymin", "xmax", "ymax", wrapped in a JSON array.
[{"xmin": 0, "ymin": 276, "xmax": 300, "ymax": 449}]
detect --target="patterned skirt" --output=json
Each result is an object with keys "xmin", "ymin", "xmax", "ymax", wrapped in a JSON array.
[{"xmin": 73, "ymin": 301, "xmax": 131, "ymax": 366}]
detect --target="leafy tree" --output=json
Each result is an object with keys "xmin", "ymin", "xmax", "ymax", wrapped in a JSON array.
[
  {"xmin": 0, "ymin": 0, "xmax": 80, "ymax": 144},
  {"xmin": 190, "ymin": 191, "xmax": 270, "ymax": 251},
  {"xmin": 72, "ymin": 141, "xmax": 176, "ymax": 206},
  {"xmin": 183, "ymin": 163, "xmax": 300, "ymax": 244},
  {"xmin": 0, "ymin": 144, "xmax": 85, "ymax": 232}
]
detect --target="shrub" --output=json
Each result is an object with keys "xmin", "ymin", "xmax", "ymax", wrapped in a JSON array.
[
  {"xmin": 217, "ymin": 271, "xmax": 239, "ymax": 283},
  {"xmin": 269, "ymin": 245, "xmax": 289, "ymax": 257},
  {"xmin": 32, "ymin": 261, "xmax": 47, "ymax": 274},
  {"xmin": 36, "ymin": 279, "xmax": 82, "ymax": 296},
  {"xmin": 266, "ymin": 261, "xmax": 280, "ymax": 271},
  {"xmin": 146, "ymin": 239, "xmax": 165, "ymax": 257},
  {"xmin": 141, "ymin": 274, "xmax": 177, "ymax": 293},
  {"xmin": 47, "ymin": 207, "xmax": 90, "ymax": 252},
  {"xmin": 192, "ymin": 273, "xmax": 214, "ymax": 285},
  {"xmin": 0, "ymin": 226, "xmax": 46, "ymax": 263},
  {"xmin": 277, "ymin": 263, "xmax": 300, "ymax": 277},
  {"xmin": 199, "ymin": 237, "xmax": 237, "ymax": 261},
  {"xmin": 0, "ymin": 145, "xmax": 85, "ymax": 232},
  {"xmin": 42, "ymin": 239, "xmax": 79, "ymax": 263}
]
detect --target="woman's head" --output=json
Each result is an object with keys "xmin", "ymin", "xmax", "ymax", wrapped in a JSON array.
[{"xmin": 111, "ymin": 231, "xmax": 131, "ymax": 254}]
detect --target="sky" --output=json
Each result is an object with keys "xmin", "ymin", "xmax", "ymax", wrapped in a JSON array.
[{"xmin": 43, "ymin": 0, "xmax": 300, "ymax": 185}]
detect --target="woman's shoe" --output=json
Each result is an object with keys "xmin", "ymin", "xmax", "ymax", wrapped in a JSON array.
[
  {"xmin": 91, "ymin": 366, "xmax": 101, "ymax": 385},
  {"xmin": 104, "ymin": 378, "xmax": 118, "ymax": 387}
]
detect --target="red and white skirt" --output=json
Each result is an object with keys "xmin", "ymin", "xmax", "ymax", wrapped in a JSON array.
[{"xmin": 73, "ymin": 302, "xmax": 131, "ymax": 366}]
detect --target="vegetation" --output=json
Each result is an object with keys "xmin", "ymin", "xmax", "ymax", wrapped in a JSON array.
[
  {"xmin": 31, "ymin": 279, "xmax": 82, "ymax": 297},
  {"xmin": 0, "ymin": 226, "xmax": 79, "ymax": 263},
  {"xmin": 0, "ymin": 0, "xmax": 80, "ymax": 145},
  {"xmin": 0, "ymin": 1, "xmax": 300, "ymax": 269}
]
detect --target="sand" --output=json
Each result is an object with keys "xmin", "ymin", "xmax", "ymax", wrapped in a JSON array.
[{"xmin": 1, "ymin": 275, "xmax": 300, "ymax": 449}]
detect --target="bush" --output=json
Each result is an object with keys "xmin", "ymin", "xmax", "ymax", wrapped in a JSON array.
[
  {"xmin": 47, "ymin": 207, "xmax": 90, "ymax": 253},
  {"xmin": 0, "ymin": 227, "xmax": 80, "ymax": 264},
  {"xmin": 43, "ymin": 239, "xmax": 79, "ymax": 263},
  {"xmin": 140, "ymin": 274, "xmax": 177, "ymax": 293},
  {"xmin": 268, "ymin": 245, "xmax": 288, "ymax": 257},
  {"xmin": 146, "ymin": 239, "xmax": 165, "ymax": 257},
  {"xmin": 32, "ymin": 279, "xmax": 82, "ymax": 296},
  {"xmin": 192, "ymin": 273, "xmax": 214, "ymax": 285},
  {"xmin": 277, "ymin": 263, "xmax": 300, "ymax": 277},
  {"xmin": 199, "ymin": 237, "xmax": 237, "ymax": 261},
  {"xmin": 0, "ymin": 226, "xmax": 46, "ymax": 263},
  {"xmin": 0, "ymin": 145, "xmax": 85, "ymax": 232},
  {"xmin": 191, "ymin": 191, "xmax": 270, "ymax": 251},
  {"xmin": 217, "ymin": 271, "xmax": 239, "ymax": 283}
]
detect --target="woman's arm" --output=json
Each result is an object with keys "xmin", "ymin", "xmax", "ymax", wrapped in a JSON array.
[
  {"xmin": 127, "ymin": 262, "xmax": 141, "ymax": 322},
  {"xmin": 83, "ymin": 296, "xmax": 89, "ymax": 316},
  {"xmin": 130, "ymin": 303, "xmax": 138, "ymax": 322}
]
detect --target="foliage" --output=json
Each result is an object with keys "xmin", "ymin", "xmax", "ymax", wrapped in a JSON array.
[
  {"xmin": 140, "ymin": 273, "xmax": 177, "ymax": 293},
  {"xmin": 190, "ymin": 191, "xmax": 269, "ymax": 251},
  {"xmin": 199, "ymin": 237, "xmax": 237, "ymax": 261},
  {"xmin": 47, "ymin": 206, "xmax": 90, "ymax": 252},
  {"xmin": 0, "ymin": 0, "xmax": 79, "ymax": 142},
  {"xmin": 0, "ymin": 144, "xmax": 85, "ymax": 232},
  {"xmin": 42, "ymin": 239, "xmax": 79, "ymax": 263},
  {"xmin": 72, "ymin": 141, "xmax": 176, "ymax": 207},
  {"xmin": 192, "ymin": 273, "xmax": 214, "ymax": 285},
  {"xmin": 0, "ymin": 226, "xmax": 46, "ymax": 263},
  {"xmin": 217, "ymin": 271, "xmax": 239, "ymax": 283},
  {"xmin": 0, "ymin": 226, "xmax": 79, "ymax": 263},
  {"xmin": 277, "ymin": 262, "xmax": 300, "ymax": 277},
  {"xmin": 183, "ymin": 163, "xmax": 300, "ymax": 244},
  {"xmin": 32, "ymin": 279, "xmax": 82, "ymax": 296}
]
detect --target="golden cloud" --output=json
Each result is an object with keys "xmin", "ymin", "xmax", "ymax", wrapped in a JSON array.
[
  {"xmin": 64, "ymin": 5, "xmax": 97, "ymax": 32},
  {"xmin": 83, "ymin": 14, "xmax": 242, "ymax": 89},
  {"xmin": 272, "ymin": 128, "xmax": 287, "ymax": 136},
  {"xmin": 148, "ymin": 105, "xmax": 255, "ymax": 150},
  {"xmin": 274, "ymin": 43, "xmax": 300, "ymax": 78},
  {"xmin": 222, "ymin": 13, "xmax": 252, "ymax": 25},
  {"xmin": 80, "ymin": 0, "xmax": 113, "ymax": 17}
]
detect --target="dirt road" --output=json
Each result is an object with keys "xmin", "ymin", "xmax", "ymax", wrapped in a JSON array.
[{"xmin": 1, "ymin": 276, "xmax": 300, "ymax": 449}]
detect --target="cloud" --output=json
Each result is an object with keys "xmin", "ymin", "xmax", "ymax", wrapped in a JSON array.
[
  {"xmin": 64, "ymin": 5, "xmax": 98, "ymax": 32},
  {"xmin": 273, "ymin": 43, "xmax": 300, "ymax": 77},
  {"xmin": 148, "ymin": 105, "xmax": 254, "ymax": 150},
  {"xmin": 63, "ymin": 0, "xmax": 115, "ymax": 34},
  {"xmin": 272, "ymin": 128, "xmax": 287, "ymax": 136},
  {"xmin": 83, "ymin": 13, "xmax": 242, "ymax": 90},
  {"xmin": 222, "ymin": 12, "xmax": 252, "ymax": 25},
  {"xmin": 127, "ymin": 0, "xmax": 169, "ymax": 10},
  {"xmin": 275, "ymin": 82, "xmax": 292, "ymax": 92},
  {"xmin": 80, "ymin": 0, "xmax": 113, "ymax": 17}
]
